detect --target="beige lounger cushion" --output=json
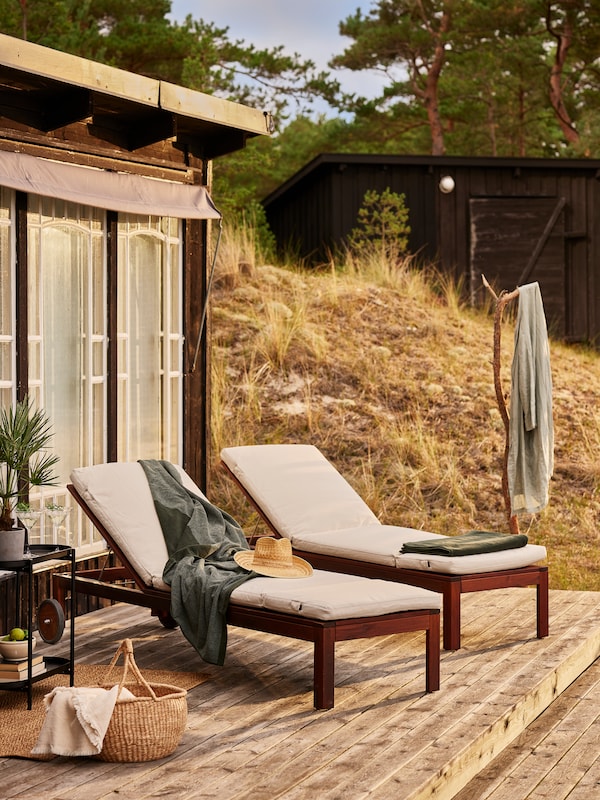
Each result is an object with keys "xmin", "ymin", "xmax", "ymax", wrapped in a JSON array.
[
  {"xmin": 221, "ymin": 445, "xmax": 548, "ymax": 575},
  {"xmin": 221, "ymin": 443, "xmax": 379, "ymax": 538},
  {"xmin": 292, "ymin": 524, "xmax": 547, "ymax": 575},
  {"xmin": 71, "ymin": 461, "xmax": 202, "ymax": 591},
  {"xmin": 291, "ymin": 525, "xmax": 444, "ymax": 567},
  {"xmin": 230, "ymin": 571, "xmax": 440, "ymax": 621},
  {"xmin": 71, "ymin": 461, "xmax": 441, "ymax": 620}
]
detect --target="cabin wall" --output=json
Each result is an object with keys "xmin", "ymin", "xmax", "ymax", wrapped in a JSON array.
[{"xmin": 0, "ymin": 126, "xmax": 212, "ymax": 491}]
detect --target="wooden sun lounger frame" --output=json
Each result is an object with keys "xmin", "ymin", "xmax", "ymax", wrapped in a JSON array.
[
  {"xmin": 53, "ymin": 484, "xmax": 441, "ymax": 710},
  {"xmin": 221, "ymin": 462, "xmax": 549, "ymax": 652}
]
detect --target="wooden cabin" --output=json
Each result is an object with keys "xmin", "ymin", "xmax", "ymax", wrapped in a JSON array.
[
  {"xmin": 263, "ymin": 153, "xmax": 600, "ymax": 343},
  {"xmin": 0, "ymin": 34, "xmax": 270, "ymax": 625}
]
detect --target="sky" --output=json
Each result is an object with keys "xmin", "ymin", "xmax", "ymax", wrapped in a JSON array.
[{"xmin": 168, "ymin": 1, "xmax": 386, "ymax": 114}]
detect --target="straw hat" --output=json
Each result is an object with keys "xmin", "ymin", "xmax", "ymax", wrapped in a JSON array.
[{"xmin": 234, "ymin": 537, "xmax": 313, "ymax": 579}]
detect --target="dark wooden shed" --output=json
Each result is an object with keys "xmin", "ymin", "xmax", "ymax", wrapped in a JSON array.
[{"xmin": 263, "ymin": 153, "xmax": 600, "ymax": 343}]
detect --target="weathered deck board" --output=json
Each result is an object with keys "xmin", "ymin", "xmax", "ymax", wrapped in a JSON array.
[
  {"xmin": 1, "ymin": 588, "xmax": 599, "ymax": 800},
  {"xmin": 453, "ymin": 658, "xmax": 600, "ymax": 800}
]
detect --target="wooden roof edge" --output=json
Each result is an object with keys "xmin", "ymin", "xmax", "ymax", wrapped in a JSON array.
[
  {"xmin": 160, "ymin": 83, "xmax": 271, "ymax": 137},
  {"xmin": 263, "ymin": 151, "xmax": 600, "ymax": 206},
  {"xmin": 0, "ymin": 33, "xmax": 271, "ymax": 137},
  {"xmin": 0, "ymin": 33, "xmax": 158, "ymax": 106},
  {"xmin": 301, "ymin": 152, "xmax": 600, "ymax": 169}
]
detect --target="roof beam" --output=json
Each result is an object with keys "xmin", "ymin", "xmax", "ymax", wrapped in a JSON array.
[
  {"xmin": 0, "ymin": 85, "xmax": 91, "ymax": 131},
  {"xmin": 89, "ymin": 106, "xmax": 175, "ymax": 151}
]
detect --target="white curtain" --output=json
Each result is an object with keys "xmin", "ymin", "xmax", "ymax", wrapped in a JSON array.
[
  {"xmin": 117, "ymin": 218, "xmax": 182, "ymax": 463},
  {"xmin": 40, "ymin": 226, "xmax": 86, "ymax": 485}
]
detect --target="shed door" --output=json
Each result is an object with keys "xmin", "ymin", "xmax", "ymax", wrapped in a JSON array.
[{"xmin": 469, "ymin": 197, "xmax": 566, "ymax": 335}]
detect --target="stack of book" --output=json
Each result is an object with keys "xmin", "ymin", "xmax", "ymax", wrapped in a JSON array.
[{"xmin": 0, "ymin": 654, "xmax": 45, "ymax": 682}]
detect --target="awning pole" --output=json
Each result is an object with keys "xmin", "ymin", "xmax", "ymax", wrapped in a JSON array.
[{"xmin": 191, "ymin": 219, "xmax": 223, "ymax": 373}]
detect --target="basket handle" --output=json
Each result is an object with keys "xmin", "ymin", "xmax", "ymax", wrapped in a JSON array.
[{"xmin": 102, "ymin": 638, "xmax": 158, "ymax": 700}]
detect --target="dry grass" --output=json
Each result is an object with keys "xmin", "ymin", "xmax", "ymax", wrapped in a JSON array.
[{"xmin": 207, "ymin": 225, "xmax": 600, "ymax": 592}]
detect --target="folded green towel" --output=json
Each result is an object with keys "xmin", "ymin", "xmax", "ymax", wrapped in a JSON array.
[{"xmin": 401, "ymin": 530, "xmax": 529, "ymax": 557}]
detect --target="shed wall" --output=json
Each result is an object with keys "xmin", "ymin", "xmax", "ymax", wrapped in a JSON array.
[
  {"xmin": 265, "ymin": 156, "xmax": 600, "ymax": 344},
  {"xmin": 436, "ymin": 164, "xmax": 599, "ymax": 342}
]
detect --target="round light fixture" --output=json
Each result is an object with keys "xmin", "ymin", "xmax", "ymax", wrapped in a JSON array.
[{"xmin": 439, "ymin": 175, "xmax": 455, "ymax": 194}]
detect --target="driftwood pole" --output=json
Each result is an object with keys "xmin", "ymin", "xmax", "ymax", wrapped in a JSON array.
[{"xmin": 482, "ymin": 275, "xmax": 521, "ymax": 534}]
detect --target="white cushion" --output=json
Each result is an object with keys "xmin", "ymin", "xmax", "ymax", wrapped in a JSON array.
[
  {"xmin": 394, "ymin": 544, "xmax": 547, "ymax": 575},
  {"xmin": 221, "ymin": 445, "xmax": 548, "ymax": 575},
  {"xmin": 70, "ymin": 461, "xmax": 206, "ymax": 591},
  {"xmin": 221, "ymin": 444, "xmax": 379, "ymax": 538},
  {"xmin": 230, "ymin": 570, "xmax": 441, "ymax": 621},
  {"xmin": 292, "ymin": 524, "xmax": 546, "ymax": 574},
  {"xmin": 292, "ymin": 525, "xmax": 445, "ymax": 566}
]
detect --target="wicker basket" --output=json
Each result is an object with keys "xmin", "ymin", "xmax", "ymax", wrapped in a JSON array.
[{"xmin": 95, "ymin": 638, "xmax": 188, "ymax": 763}]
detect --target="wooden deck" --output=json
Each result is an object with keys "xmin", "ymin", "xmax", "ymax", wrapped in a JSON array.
[
  {"xmin": 454, "ymin": 657, "xmax": 600, "ymax": 800},
  {"xmin": 2, "ymin": 587, "xmax": 600, "ymax": 800}
]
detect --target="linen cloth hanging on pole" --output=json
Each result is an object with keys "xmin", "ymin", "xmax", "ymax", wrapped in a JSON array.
[{"xmin": 507, "ymin": 282, "xmax": 554, "ymax": 515}]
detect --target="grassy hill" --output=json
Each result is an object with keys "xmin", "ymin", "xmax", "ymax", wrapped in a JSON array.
[{"xmin": 207, "ymin": 234, "xmax": 600, "ymax": 593}]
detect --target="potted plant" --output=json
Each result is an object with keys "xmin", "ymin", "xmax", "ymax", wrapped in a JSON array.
[{"xmin": 0, "ymin": 397, "xmax": 60, "ymax": 562}]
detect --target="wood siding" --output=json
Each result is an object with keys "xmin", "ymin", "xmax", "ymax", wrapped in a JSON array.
[
  {"xmin": 264, "ymin": 155, "xmax": 600, "ymax": 344},
  {"xmin": 469, "ymin": 196, "xmax": 566, "ymax": 334}
]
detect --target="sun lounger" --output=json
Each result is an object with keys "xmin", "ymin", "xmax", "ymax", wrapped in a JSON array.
[
  {"xmin": 220, "ymin": 444, "xmax": 549, "ymax": 651},
  {"xmin": 53, "ymin": 461, "xmax": 441, "ymax": 709}
]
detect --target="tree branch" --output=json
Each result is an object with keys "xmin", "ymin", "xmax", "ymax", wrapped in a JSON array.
[{"xmin": 483, "ymin": 275, "xmax": 520, "ymax": 534}]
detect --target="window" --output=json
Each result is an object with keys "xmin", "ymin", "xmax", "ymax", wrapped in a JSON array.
[
  {"xmin": 0, "ymin": 187, "xmax": 13, "ymax": 410},
  {"xmin": 0, "ymin": 191, "xmax": 184, "ymax": 553},
  {"xmin": 28, "ymin": 197, "xmax": 106, "ymax": 484},
  {"xmin": 117, "ymin": 216, "xmax": 183, "ymax": 463}
]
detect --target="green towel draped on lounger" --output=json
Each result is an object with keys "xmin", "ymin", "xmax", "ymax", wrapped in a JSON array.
[
  {"xmin": 139, "ymin": 459, "xmax": 256, "ymax": 666},
  {"xmin": 401, "ymin": 530, "xmax": 528, "ymax": 557}
]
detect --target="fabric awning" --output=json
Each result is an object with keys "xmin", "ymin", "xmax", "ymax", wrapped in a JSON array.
[{"xmin": 0, "ymin": 149, "xmax": 221, "ymax": 219}]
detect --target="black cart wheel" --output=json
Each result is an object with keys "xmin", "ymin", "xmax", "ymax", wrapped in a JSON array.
[{"xmin": 37, "ymin": 598, "xmax": 65, "ymax": 643}]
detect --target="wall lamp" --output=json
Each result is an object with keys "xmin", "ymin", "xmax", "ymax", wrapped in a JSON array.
[{"xmin": 439, "ymin": 175, "xmax": 455, "ymax": 194}]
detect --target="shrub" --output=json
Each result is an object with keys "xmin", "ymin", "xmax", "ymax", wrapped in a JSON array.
[{"xmin": 347, "ymin": 187, "xmax": 411, "ymax": 261}]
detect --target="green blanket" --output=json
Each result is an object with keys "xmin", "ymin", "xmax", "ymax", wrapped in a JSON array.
[
  {"xmin": 139, "ymin": 459, "xmax": 256, "ymax": 666},
  {"xmin": 400, "ymin": 530, "xmax": 528, "ymax": 557}
]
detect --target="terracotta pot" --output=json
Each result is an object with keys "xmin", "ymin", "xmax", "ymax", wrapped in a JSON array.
[{"xmin": 0, "ymin": 527, "xmax": 25, "ymax": 563}]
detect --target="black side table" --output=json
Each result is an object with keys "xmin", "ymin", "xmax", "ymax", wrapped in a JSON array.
[{"xmin": 0, "ymin": 545, "xmax": 75, "ymax": 709}]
